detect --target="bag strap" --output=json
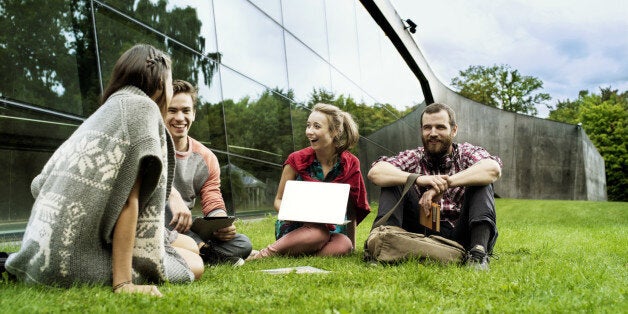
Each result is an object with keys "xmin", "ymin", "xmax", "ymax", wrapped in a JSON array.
[{"xmin": 371, "ymin": 173, "xmax": 420, "ymax": 229}]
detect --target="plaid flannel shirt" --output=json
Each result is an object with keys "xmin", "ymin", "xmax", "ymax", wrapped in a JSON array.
[{"xmin": 373, "ymin": 142, "xmax": 502, "ymax": 228}]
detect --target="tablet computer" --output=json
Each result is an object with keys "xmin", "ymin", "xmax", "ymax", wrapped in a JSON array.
[{"xmin": 190, "ymin": 216, "xmax": 236, "ymax": 241}]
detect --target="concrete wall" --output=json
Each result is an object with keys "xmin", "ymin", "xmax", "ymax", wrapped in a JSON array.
[{"xmin": 359, "ymin": 0, "xmax": 607, "ymax": 201}]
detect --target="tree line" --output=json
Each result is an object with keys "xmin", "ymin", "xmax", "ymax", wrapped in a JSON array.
[{"xmin": 451, "ymin": 64, "xmax": 627, "ymax": 201}]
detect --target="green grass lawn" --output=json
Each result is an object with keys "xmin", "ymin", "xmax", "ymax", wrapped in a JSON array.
[{"xmin": 1, "ymin": 199, "xmax": 626, "ymax": 313}]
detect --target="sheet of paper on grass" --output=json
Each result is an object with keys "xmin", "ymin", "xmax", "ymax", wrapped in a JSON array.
[{"xmin": 261, "ymin": 266, "xmax": 330, "ymax": 274}]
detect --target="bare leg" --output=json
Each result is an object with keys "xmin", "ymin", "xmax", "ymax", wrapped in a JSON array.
[
  {"xmin": 251, "ymin": 223, "xmax": 330, "ymax": 259},
  {"xmin": 316, "ymin": 233, "xmax": 353, "ymax": 256},
  {"xmin": 172, "ymin": 234, "xmax": 204, "ymax": 280}
]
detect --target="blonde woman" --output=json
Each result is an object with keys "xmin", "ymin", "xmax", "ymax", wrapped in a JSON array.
[{"xmin": 249, "ymin": 103, "xmax": 370, "ymax": 259}]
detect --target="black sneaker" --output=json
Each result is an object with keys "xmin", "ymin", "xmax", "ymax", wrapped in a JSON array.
[
  {"xmin": 1, "ymin": 252, "xmax": 8, "ymax": 274},
  {"xmin": 466, "ymin": 245, "xmax": 490, "ymax": 271},
  {"xmin": 199, "ymin": 243, "xmax": 245, "ymax": 267}
]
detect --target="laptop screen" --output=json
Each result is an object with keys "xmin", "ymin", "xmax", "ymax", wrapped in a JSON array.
[{"xmin": 277, "ymin": 180, "xmax": 350, "ymax": 225}]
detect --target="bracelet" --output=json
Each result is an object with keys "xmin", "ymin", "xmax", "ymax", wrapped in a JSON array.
[{"xmin": 112, "ymin": 280, "xmax": 132, "ymax": 292}]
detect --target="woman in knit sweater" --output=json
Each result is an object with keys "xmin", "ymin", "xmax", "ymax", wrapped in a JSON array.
[
  {"xmin": 248, "ymin": 103, "xmax": 371, "ymax": 260},
  {"xmin": 4, "ymin": 44, "xmax": 203, "ymax": 296}
]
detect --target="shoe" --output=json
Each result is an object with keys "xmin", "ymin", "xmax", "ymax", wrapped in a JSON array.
[
  {"xmin": 1, "ymin": 252, "xmax": 8, "ymax": 274},
  {"xmin": 466, "ymin": 245, "xmax": 490, "ymax": 271},
  {"xmin": 199, "ymin": 243, "xmax": 245, "ymax": 267},
  {"xmin": 247, "ymin": 250, "xmax": 259, "ymax": 260}
]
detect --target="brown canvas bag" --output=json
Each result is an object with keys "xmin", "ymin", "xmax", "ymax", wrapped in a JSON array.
[{"xmin": 363, "ymin": 174, "xmax": 465, "ymax": 264}]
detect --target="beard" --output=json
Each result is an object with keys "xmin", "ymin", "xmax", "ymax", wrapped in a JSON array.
[{"xmin": 421, "ymin": 134, "xmax": 453, "ymax": 158}]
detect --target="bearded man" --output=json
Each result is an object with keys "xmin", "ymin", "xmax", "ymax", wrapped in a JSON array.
[{"xmin": 367, "ymin": 103, "xmax": 502, "ymax": 270}]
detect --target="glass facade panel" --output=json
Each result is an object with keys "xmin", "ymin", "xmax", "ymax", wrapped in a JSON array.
[
  {"xmin": 95, "ymin": 3, "xmax": 213, "ymax": 88},
  {"xmin": 220, "ymin": 66, "xmax": 294, "ymax": 165},
  {"xmin": 101, "ymin": 0, "xmax": 217, "ymax": 56},
  {"xmin": 331, "ymin": 69, "xmax": 366, "ymax": 105},
  {"xmin": 0, "ymin": 0, "xmax": 99, "ymax": 117},
  {"xmin": 380, "ymin": 38, "xmax": 424, "ymax": 108},
  {"xmin": 214, "ymin": 0, "xmax": 288, "ymax": 91},
  {"xmin": 289, "ymin": 104, "xmax": 311, "ymax": 152},
  {"xmin": 1, "ymin": 0, "xmax": 426, "ymax": 230},
  {"xmin": 249, "ymin": 0, "xmax": 282, "ymax": 23},
  {"xmin": 284, "ymin": 33, "xmax": 332, "ymax": 104},
  {"xmin": 1, "ymin": 150, "xmax": 52, "ymax": 221},
  {"xmin": 325, "ymin": 0, "xmax": 361, "ymax": 83},
  {"xmin": 189, "ymin": 70, "xmax": 226, "ymax": 151},
  {"xmin": 355, "ymin": 4, "xmax": 385, "ymax": 106},
  {"xmin": 281, "ymin": 0, "xmax": 328, "ymax": 60},
  {"xmin": 223, "ymin": 156, "xmax": 281, "ymax": 215}
]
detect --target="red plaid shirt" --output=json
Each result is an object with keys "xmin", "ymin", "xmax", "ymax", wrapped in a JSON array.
[{"xmin": 373, "ymin": 142, "xmax": 502, "ymax": 227}]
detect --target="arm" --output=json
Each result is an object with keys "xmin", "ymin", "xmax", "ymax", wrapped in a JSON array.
[
  {"xmin": 447, "ymin": 159, "xmax": 501, "ymax": 187},
  {"xmin": 418, "ymin": 159, "xmax": 501, "ymax": 217},
  {"xmin": 367, "ymin": 161, "xmax": 410, "ymax": 187},
  {"xmin": 194, "ymin": 151, "xmax": 234, "ymax": 241},
  {"xmin": 168, "ymin": 187, "xmax": 192, "ymax": 233},
  {"xmin": 199, "ymin": 151, "xmax": 227, "ymax": 216},
  {"xmin": 368, "ymin": 161, "xmax": 449, "ymax": 194},
  {"xmin": 273, "ymin": 165, "xmax": 298, "ymax": 212},
  {"xmin": 112, "ymin": 176, "xmax": 162, "ymax": 297}
]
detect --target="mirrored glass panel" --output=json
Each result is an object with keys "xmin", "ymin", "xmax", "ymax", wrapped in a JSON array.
[
  {"xmin": 0, "ymin": 1, "xmax": 99, "ymax": 116},
  {"xmin": 220, "ymin": 66, "xmax": 294, "ymax": 165},
  {"xmin": 290, "ymin": 104, "xmax": 311, "ymax": 152},
  {"xmin": 284, "ymin": 33, "xmax": 332, "ymax": 105},
  {"xmin": 249, "ymin": 0, "xmax": 282, "ymax": 23},
  {"xmin": 222, "ymin": 156, "xmax": 280, "ymax": 215},
  {"xmin": 380, "ymin": 38, "xmax": 424, "ymax": 109},
  {"xmin": 0, "ymin": 149, "xmax": 53, "ymax": 222},
  {"xmin": 330, "ymin": 69, "xmax": 366, "ymax": 105},
  {"xmin": 95, "ymin": 3, "xmax": 212, "ymax": 86},
  {"xmin": 355, "ymin": 4, "xmax": 385, "ymax": 106},
  {"xmin": 185, "ymin": 62, "xmax": 226, "ymax": 151},
  {"xmin": 100, "ymin": 0, "xmax": 217, "ymax": 56},
  {"xmin": 281, "ymin": 0, "xmax": 328, "ymax": 60},
  {"xmin": 325, "ymin": 0, "xmax": 361, "ymax": 83},
  {"xmin": 214, "ymin": 0, "xmax": 288, "ymax": 91}
]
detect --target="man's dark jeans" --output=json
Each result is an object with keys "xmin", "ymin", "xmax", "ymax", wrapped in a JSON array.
[
  {"xmin": 373, "ymin": 184, "xmax": 498, "ymax": 253},
  {"xmin": 165, "ymin": 205, "xmax": 253, "ymax": 259}
]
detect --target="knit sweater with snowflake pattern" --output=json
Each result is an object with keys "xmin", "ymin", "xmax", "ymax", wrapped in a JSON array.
[{"xmin": 6, "ymin": 86, "xmax": 193, "ymax": 287}]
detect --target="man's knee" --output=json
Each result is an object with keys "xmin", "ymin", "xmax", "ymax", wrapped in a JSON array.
[{"xmin": 213, "ymin": 233, "xmax": 253, "ymax": 258}]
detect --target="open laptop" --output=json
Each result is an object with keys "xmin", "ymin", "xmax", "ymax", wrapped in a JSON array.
[{"xmin": 278, "ymin": 180, "xmax": 351, "ymax": 225}]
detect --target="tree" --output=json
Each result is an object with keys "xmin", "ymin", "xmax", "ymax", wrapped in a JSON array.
[
  {"xmin": 451, "ymin": 64, "xmax": 551, "ymax": 116},
  {"xmin": 548, "ymin": 87, "xmax": 628, "ymax": 201}
]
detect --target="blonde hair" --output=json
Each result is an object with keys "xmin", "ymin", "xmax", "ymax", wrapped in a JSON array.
[{"xmin": 312, "ymin": 103, "xmax": 360, "ymax": 153}]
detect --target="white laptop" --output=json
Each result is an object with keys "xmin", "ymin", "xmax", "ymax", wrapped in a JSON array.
[{"xmin": 278, "ymin": 180, "xmax": 351, "ymax": 225}]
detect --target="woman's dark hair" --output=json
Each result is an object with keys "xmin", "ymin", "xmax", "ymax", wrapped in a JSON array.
[{"xmin": 101, "ymin": 44, "xmax": 171, "ymax": 108}]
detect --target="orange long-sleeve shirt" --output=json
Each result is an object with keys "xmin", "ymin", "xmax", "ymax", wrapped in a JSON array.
[{"xmin": 172, "ymin": 137, "xmax": 226, "ymax": 216}]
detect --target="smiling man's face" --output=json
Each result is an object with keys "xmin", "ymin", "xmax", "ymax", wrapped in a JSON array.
[
  {"xmin": 165, "ymin": 92, "xmax": 195, "ymax": 150},
  {"xmin": 421, "ymin": 110, "xmax": 457, "ymax": 157}
]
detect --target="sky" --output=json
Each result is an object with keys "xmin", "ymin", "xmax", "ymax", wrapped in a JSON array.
[{"xmin": 391, "ymin": 0, "xmax": 628, "ymax": 117}]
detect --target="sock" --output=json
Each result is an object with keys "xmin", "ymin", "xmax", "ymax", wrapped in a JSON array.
[{"xmin": 470, "ymin": 222, "xmax": 491, "ymax": 250}]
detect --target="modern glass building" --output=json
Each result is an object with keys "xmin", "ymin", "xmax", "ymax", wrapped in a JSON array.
[{"xmin": 0, "ymin": 0, "xmax": 426, "ymax": 236}]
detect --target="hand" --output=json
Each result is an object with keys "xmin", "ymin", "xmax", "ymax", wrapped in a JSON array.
[
  {"xmin": 415, "ymin": 175, "xmax": 449, "ymax": 194},
  {"xmin": 418, "ymin": 189, "xmax": 442, "ymax": 218},
  {"xmin": 212, "ymin": 224, "xmax": 236, "ymax": 242},
  {"xmin": 169, "ymin": 196, "xmax": 192, "ymax": 233},
  {"xmin": 114, "ymin": 283, "xmax": 163, "ymax": 297}
]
